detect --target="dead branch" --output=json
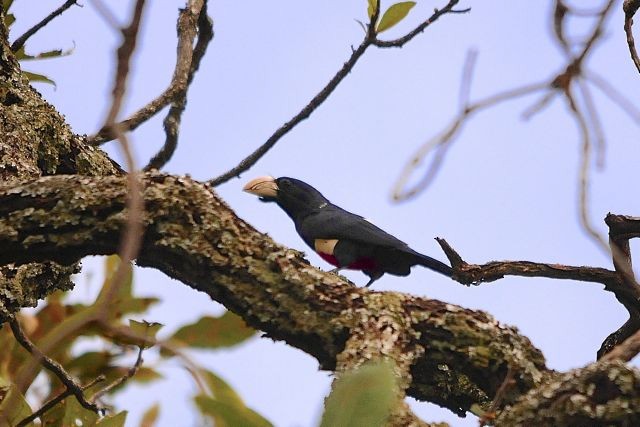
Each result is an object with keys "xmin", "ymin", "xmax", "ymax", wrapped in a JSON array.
[
  {"xmin": 89, "ymin": 0, "xmax": 208, "ymax": 145},
  {"xmin": 208, "ymin": 0, "xmax": 467, "ymax": 187},
  {"xmin": 10, "ymin": 0, "xmax": 79, "ymax": 52},
  {"xmin": 144, "ymin": 1, "xmax": 213, "ymax": 171},
  {"xmin": 8, "ymin": 317, "xmax": 103, "ymax": 414}
]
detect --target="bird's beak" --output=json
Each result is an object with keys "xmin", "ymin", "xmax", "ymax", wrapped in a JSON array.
[{"xmin": 243, "ymin": 176, "xmax": 278, "ymax": 198}]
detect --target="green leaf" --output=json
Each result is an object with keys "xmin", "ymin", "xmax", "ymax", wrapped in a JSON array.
[
  {"xmin": 195, "ymin": 395, "xmax": 273, "ymax": 427},
  {"xmin": 0, "ymin": 377, "xmax": 32, "ymax": 425},
  {"xmin": 129, "ymin": 319, "xmax": 164, "ymax": 348},
  {"xmin": 15, "ymin": 46, "xmax": 73, "ymax": 61},
  {"xmin": 4, "ymin": 13, "xmax": 15, "ymax": 27},
  {"xmin": 320, "ymin": 360, "xmax": 397, "ymax": 427},
  {"xmin": 367, "ymin": 0, "xmax": 377, "ymax": 18},
  {"xmin": 376, "ymin": 1, "xmax": 416, "ymax": 33},
  {"xmin": 169, "ymin": 311, "xmax": 255, "ymax": 350},
  {"xmin": 140, "ymin": 403, "xmax": 160, "ymax": 427},
  {"xmin": 201, "ymin": 370, "xmax": 245, "ymax": 407},
  {"xmin": 41, "ymin": 395, "xmax": 100, "ymax": 427},
  {"xmin": 22, "ymin": 70, "xmax": 56, "ymax": 86},
  {"xmin": 96, "ymin": 411, "xmax": 128, "ymax": 427}
]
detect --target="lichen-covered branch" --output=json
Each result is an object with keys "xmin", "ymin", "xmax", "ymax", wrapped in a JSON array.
[{"xmin": 0, "ymin": 173, "xmax": 547, "ymax": 413}]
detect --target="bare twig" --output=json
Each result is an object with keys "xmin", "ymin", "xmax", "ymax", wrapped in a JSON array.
[
  {"xmin": 372, "ymin": 3, "xmax": 471, "ymax": 48},
  {"xmin": 93, "ymin": 0, "xmax": 147, "ymax": 322},
  {"xmin": 392, "ymin": 81, "xmax": 547, "ymax": 201},
  {"xmin": 564, "ymin": 87, "xmax": 610, "ymax": 253},
  {"xmin": 436, "ymin": 212, "xmax": 640, "ymax": 360},
  {"xmin": 10, "ymin": 0, "xmax": 78, "ymax": 52},
  {"xmin": 478, "ymin": 366, "xmax": 516, "ymax": 426},
  {"xmin": 92, "ymin": 345, "xmax": 145, "ymax": 400},
  {"xmin": 209, "ymin": 0, "xmax": 465, "ymax": 187},
  {"xmin": 17, "ymin": 375, "xmax": 106, "ymax": 427},
  {"xmin": 598, "ymin": 214, "xmax": 640, "ymax": 358},
  {"xmin": 144, "ymin": 1, "xmax": 213, "ymax": 171},
  {"xmin": 8, "ymin": 317, "xmax": 103, "ymax": 414},
  {"xmin": 601, "ymin": 328, "xmax": 640, "ymax": 362},
  {"xmin": 586, "ymin": 71, "xmax": 640, "ymax": 123},
  {"xmin": 623, "ymin": 0, "xmax": 640, "ymax": 73},
  {"xmin": 89, "ymin": 0, "xmax": 207, "ymax": 145}
]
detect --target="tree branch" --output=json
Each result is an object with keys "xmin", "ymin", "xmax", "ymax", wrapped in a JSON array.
[
  {"xmin": 144, "ymin": 1, "xmax": 213, "ymax": 171},
  {"xmin": 10, "ymin": 0, "xmax": 78, "ymax": 53},
  {"xmin": 208, "ymin": 0, "xmax": 466, "ymax": 187},
  {"xmin": 0, "ymin": 173, "xmax": 547, "ymax": 414},
  {"xmin": 8, "ymin": 316, "xmax": 103, "ymax": 414},
  {"xmin": 89, "ymin": 0, "xmax": 207, "ymax": 145}
]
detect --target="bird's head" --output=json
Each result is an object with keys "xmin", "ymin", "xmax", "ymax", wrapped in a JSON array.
[{"xmin": 243, "ymin": 176, "xmax": 329, "ymax": 219}]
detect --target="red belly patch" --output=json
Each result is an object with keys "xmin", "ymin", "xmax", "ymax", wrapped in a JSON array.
[{"xmin": 317, "ymin": 252, "xmax": 378, "ymax": 271}]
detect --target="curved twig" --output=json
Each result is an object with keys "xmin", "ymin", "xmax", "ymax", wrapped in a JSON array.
[{"xmin": 209, "ymin": 0, "xmax": 466, "ymax": 187}]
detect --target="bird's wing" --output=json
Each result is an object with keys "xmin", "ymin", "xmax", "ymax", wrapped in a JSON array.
[{"xmin": 298, "ymin": 206, "xmax": 411, "ymax": 250}]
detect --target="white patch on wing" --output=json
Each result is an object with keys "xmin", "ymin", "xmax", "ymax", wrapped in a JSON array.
[{"xmin": 314, "ymin": 239, "xmax": 338, "ymax": 255}]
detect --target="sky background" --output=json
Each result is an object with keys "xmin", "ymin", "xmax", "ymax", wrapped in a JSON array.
[{"xmin": 9, "ymin": 0, "xmax": 640, "ymax": 426}]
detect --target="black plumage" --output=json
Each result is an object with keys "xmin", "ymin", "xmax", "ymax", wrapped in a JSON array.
[{"xmin": 243, "ymin": 176, "xmax": 452, "ymax": 287}]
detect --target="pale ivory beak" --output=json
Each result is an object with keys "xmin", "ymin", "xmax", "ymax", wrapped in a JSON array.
[{"xmin": 243, "ymin": 176, "xmax": 279, "ymax": 198}]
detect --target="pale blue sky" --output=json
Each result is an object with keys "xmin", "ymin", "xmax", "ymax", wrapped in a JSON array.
[{"xmin": 11, "ymin": 0, "xmax": 640, "ymax": 426}]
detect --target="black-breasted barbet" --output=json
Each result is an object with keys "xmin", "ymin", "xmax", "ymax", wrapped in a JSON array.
[{"xmin": 243, "ymin": 176, "xmax": 452, "ymax": 287}]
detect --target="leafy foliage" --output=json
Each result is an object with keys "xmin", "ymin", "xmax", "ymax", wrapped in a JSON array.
[
  {"xmin": 3, "ymin": 0, "xmax": 72, "ymax": 86},
  {"xmin": 320, "ymin": 360, "xmax": 398, "ymax": 427},
  {"xmin": 0, "ymin": 255, "xmax": 264, "ymax": 426}
]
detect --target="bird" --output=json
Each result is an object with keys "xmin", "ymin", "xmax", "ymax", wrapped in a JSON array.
[{"xmin": 243, "ymin": 176, "xmax": 453, "ymax": 287}]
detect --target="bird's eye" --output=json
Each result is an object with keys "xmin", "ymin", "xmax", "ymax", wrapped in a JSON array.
[{"xmin": 279, "ymin": 179, "xmax": 291, "ymax": 186}]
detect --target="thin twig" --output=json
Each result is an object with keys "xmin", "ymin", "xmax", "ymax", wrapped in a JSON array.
[
  {"xmin": 93, "ymin": 0, "xmax": 147, "ymax": 322},
  {"xmin": 144, "ymin": 1, "xmax": 213, "ymax": 171},
  {"xmin": 435, "ymin": 236, "xmax": 640, "ymax": 312},
  {"xmin": 209, "ymin": 0, "xmax": 465, "ymax": 187},
  {"xmin": 478, "ymin": 366, "xmax": 516, "ymax": 426},
  {"xmin": 17, "ymin": 375, "xmax": 106, "ymax": 427},
  {"xmin": 372, "ymin": 1, "xmax": 470, "ymax": 48},
  {"xmin": 586, "ymin": 71, "xmax": 640, "ymax": 123},
  {"xmin": 577, "ymin": 79, "xmax": 606, "ymax": 168},
  {"xmin": 8, "ymin": 317, "xmax": 103, "ymax": 414},
  {"xmin": 92, "ymin": 345, "xmax": 145, "ymax": 400},
  {"xmin": 10, "ymin": 0, "xmax": 78, "ymax": 52},
  {"xmin": 623, "ymin": 0, "xmax": 640, "ymax": 73},
  {"xmin": 89, "ymin": 0, "xmax": 207, "ymax": 145},
  {"xmin": 601, "ymin": 328, "xmax": 640, "ymax": 362},
  {"xmin": 564, "ymin": 87, "xmax": 610, "ymax": 253},
  {"xmin": 392, "ymin": 81, "xmax": 547, "ymax": 201}
]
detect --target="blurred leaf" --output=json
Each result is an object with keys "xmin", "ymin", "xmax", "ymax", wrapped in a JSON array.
[
  {"xmin": 3, "ymin": 0, "xmax": 15, "ymax": 26},
  {"xmin": 320, "ymin": 360, "xmax": 397, "ymax": 427},
  {"xmin": 140, "ymin": 403, "xmax": 160, "ymax": 427},
  {"xmin": 195, "ymin": 395, "xmax": 273, "ymax": 427},
  {"xmin": 0, "ymin": 376, "xmax": 32, "ymax": 425},
  {"xmin": 169, "ymin": 311, "xmax": 255, "ymax": 350},
  {"xmin": 22, "ymin": 70, "xmax": 56, "ymax": 86},
  {"xmin": 367, "ymin": 0, "xmax": 376, "ymax": 18},
  {"xmin": 15, "ymin": 46, "xmax": 73, "ymax": 61},
  {"xmin": 201, "ymin": 370, "xmax": 244, "ymax": 407},
  {"xmin": 4, "ymin": 12, "xmax": 15, "ymax": 27},
  {"xmin": 129, "ymin": 319, "xmax": 163, "ymax": 348},
  {"xmin": 96, "ymin": 411, "xmax": 127, "ymax": 426},
  {"xmin": 68, "ymin": 351, "xmax": 113, "ymax": 378},
  {"xmin": 41, "ymin": 395, "xmax": 100, "ymax": 427},
  {"xmin": 376, "ymin": 1, "xmax": 416, "ymax": 33},
  {"xmin": 97, "ymin": 256, "xmax": 159, "ymax": 319}
]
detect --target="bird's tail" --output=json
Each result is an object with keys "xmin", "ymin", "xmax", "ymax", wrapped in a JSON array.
[{"xmin": 414, "ymin": 253, "xmax": 453, "ymax": 277}]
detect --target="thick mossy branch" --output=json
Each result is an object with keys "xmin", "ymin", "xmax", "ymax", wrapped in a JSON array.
[
  {"xmin": 497, "ymin": 360, "xmax": 640, "ymax": 426},
  {"xmin": 0, "ymin": 19, "xmax": 121, "ymax": 320},
  {"xmin": 0, "ymin": 173, "xmax": 546, "ymax": 413}
]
